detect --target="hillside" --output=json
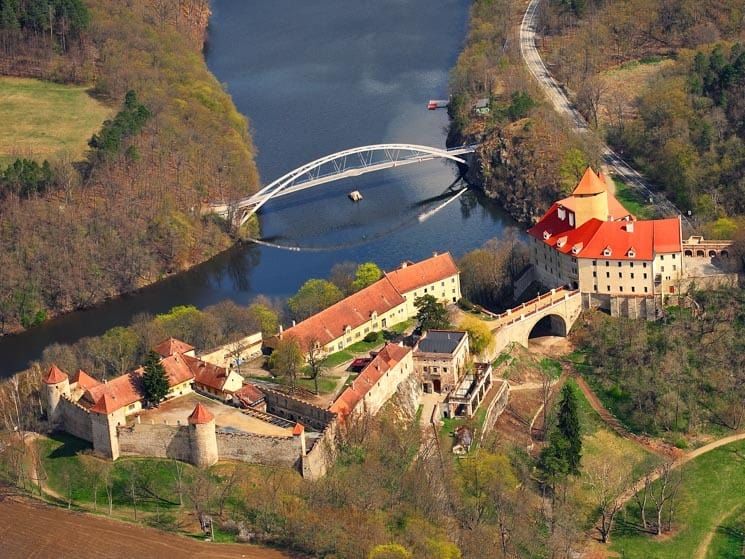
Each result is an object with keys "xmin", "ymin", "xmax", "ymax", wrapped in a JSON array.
[{"xmin": 0, "ymin": 0, "xmax": 260, "ymax": 333}]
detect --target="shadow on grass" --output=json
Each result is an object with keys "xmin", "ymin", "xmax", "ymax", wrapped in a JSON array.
[{"xmin": 46, "ymin": 432, "xmax": 92, "ymax": 459}]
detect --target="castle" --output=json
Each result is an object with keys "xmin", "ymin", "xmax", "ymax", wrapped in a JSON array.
[{"xmin": 527, "ymin": 167, "xmax": 735, "ymax": 318}]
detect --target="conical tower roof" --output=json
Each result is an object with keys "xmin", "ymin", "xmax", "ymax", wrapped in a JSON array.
[
  {"xmin": 43, "ymin": 365, "xmax": 68, "ymax": 384},
  {"xmin": 572, "ymin": 167, "xmax": 607, "ymax": 196},
  {"xmin": 188, "ymin": 403, "xmax": 214, "ymax": 425}
]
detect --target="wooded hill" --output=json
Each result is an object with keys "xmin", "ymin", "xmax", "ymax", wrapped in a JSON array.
[
  {"xmin": 448, "ymin": 0, "xmax": 745, "ymax": 232},
  {"xmin": 0, "ymin": 0, "xmax": 260, "ymax": 333}
]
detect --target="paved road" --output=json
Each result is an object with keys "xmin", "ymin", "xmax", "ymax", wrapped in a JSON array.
[{"xmin": 519, "ymin": 0, "xmax": 690, "ymax": 228}]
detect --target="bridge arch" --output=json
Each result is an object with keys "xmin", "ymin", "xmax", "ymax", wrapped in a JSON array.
[
  {"xmin": 528, "ymin": 314, "xmax": 568, "ymax": 340},
  {"xmin": 212, "ymin": 143, "xmax": 476, "ymax": 225}
]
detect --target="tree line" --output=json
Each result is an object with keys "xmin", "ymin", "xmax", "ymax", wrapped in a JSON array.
[{"xmin": 0, "ymin": 0, "xmax": 261, "ymax": 335}]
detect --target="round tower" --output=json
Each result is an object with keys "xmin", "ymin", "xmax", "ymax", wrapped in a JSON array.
[
  {"xmin": 188, "ymin": 403, "xmax": 218, "ymax": 467},
  {"xmin": 43, "ymin": 365, "xmax": 70, "ymax": 425}
]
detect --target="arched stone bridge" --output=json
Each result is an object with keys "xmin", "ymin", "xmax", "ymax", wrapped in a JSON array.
[
  {"xmin": 485, "ymin": 288, "xmax": 583, "ymax": 361},
  {"xmin": 206, "ymin": 143, "xmax": 478, "ymax": 226}
]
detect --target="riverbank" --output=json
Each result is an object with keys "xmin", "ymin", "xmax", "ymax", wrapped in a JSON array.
[{"xmin": 0, "ymin": 0, "xmax": 261, "ymax": 337}]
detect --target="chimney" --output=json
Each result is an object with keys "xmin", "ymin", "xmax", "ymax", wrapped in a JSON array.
[
  {"xmin": 292, "ymin": 320, "xmax": 296, "ymax": 327},
  {"xmin": 626, "ymin": 221, "xmax": 634, "ymax": 233}
]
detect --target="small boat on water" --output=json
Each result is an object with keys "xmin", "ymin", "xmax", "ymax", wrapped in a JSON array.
[{"xmin": 348, "ymin": 190, "xmax": 363, "ymax": 201}]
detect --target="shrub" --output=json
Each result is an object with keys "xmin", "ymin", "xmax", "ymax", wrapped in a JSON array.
[{"xmin": 363, "ymin": 331, "xmax": 380, "ymax": 343}]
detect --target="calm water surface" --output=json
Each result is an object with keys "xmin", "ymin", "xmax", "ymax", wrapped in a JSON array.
[{"xmin": 0, "ymin": 0, "xmax": 521, "ymax": 377}]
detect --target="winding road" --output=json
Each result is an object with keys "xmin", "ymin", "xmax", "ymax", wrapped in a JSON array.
[{"xmin": 519, "ymin": 0, "xmax": 690, "ymax": 228}]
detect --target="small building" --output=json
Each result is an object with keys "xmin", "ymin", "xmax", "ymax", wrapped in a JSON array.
[
  {"xmin": 188, "ymin": 355, "xmax": 244, "ymax": 402},
  {"xmin": 473, "ymin": 98, "xmax": 490, "ymax": 116},
  {"xmin": 199, "ymin": 332, "xmax": 263, "ymax": 370},
  {"xmin": 232, "ymin": 383, "xmax": 266, "ymax": 411},
  {"xmin": 444, "ymin": 362, "xmax": 493, "ymax": 419},
  {"xmin": 414, "ymin": 330, "xmax": 470, "ymax": 394}
]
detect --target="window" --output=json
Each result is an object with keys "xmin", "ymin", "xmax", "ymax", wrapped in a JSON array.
[
  {"xmin": 644, "ymin": 273, "xmax": 648, "ymax": 279},
  {"xmin": 606, "ymin": 272, "xmax": 610, "ymax": 278},
  {"xmin": 423, "ymin": 366, "xmax": 428, "ymax": 372},
  {"xmin": 632, "ymin": 286, "xmax": 636, "ymax": 292},
  {"xmin": 607, "ymin": 285, "xmax": 611, "ymax": 291},
  {"xmin": 630, "ymin": 262, "xmax": 634, "ymax": 268},
  {"xmin": 631, "ymin": 273, "xmax": 634, "ymax": 279},
  {"xmin": 443, "ymin": 367, "xmax": 448, "ymax": 372},
  {"xmin": 661, "ymin": 266, "xmax": 665, "ymax": 272},
  {"xmin": 618, "ymin": 261, "xmax": 622, "ymax": 267},
  {"xmin": 672, "ymin": 254, "xmax": 676, "ymax": 259},
  {"xmin": 660, "ymin": 255, "xmax": 664, "ymax": 260},
  {"xmin": 441, "ymin": 281, "xmax": 445, "ymax": 286},
  {"xmin": 618, "ymin": 272, "xmax": 622, "ymax": 278},
  {"xmin": 605, "ymin": 261, "xmax": 610, "ymax": 267},
  {"xmin": 643, "ymin": 262, "xmax": 647, "ymax": 268},
  {"xmin": 593, "ymin": 260, "xmax": 597, "ymax": 266},
  {"xmin": 432, "ymin": 367, "xmax": 438, "ymax": 373},
  {"xmin": 620, "ymin": 286, "xmax": 623, "ymax": 292},
  {"xmin": 673, "ymin": 265, "xmax": 677, "ymax": 271},
  {"xmin": 592, "ymin": 271, "xmax": 597, "ymax": 278},
  {"xmin": 644, "ymin": 286, "xmax": 648, "ymax": 293}
]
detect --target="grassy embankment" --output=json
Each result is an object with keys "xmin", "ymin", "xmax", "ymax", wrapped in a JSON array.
[
  {"xmin": 610, "ymin": 439, "xmax": 745, "ymax": 559},
  {"xmin": 0, "ymin": 77, "xmax": 113, "ymax": 167}
]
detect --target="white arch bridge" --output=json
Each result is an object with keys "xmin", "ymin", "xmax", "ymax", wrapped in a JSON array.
[{"xmin": 206, "ymin": 143, "xmax": 478, "ymax": 226}]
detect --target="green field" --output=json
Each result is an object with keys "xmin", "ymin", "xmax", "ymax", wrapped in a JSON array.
[
  {"xmin": 611, "ymin": 440, "xmax": 745, "ymax": 558},
  {"xmin": 613, "ymin": 178, "xmax": 656, "ymax": 219},
  {"xmin": 0, "ymin": 77, "xmax": 114, "ymax": 166}
]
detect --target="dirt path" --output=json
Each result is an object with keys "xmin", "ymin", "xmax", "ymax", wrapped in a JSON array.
[
  {"xmin": 0, "ymin": 493, "xmax": 293, "ymax": 559},
  {"xmin": 694, "ymin": 503, "xmax": 741, "ymax": 559},
  {"xmin": 572, "ymin": 375, "xmax": 679, "ymax": 458}
]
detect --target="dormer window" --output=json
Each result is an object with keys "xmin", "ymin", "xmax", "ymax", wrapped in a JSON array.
[
  {"xmin": 571, "ymin": 243, "xmax": 583, "ymax": 255},
  {"xmin": 556, "ymin": 236, "xmax": 567, "ymax": 248},
  {"xmin": 543, "ymin": 230, "xmax": 551, "ymax": 240},
  {"xmin": 603, "ymin": 246, "xmax": 612, "ymax": 257},
  {"xmin": 557, "ymin": 207, "xmax": 566, "ymax": 221},
  {"xmin": 627, "ymin": 248, "xmax": 636, "ymax": 258}
]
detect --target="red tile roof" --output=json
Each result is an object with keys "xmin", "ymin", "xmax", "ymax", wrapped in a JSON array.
[
  {"xmin": 188, "ymin": 403, "xmax": 214, "ymax": 424},
  {"xmin": 234, "ymin": 383, "xmax": 264, "ymax": 404},
  {"xmin": 329, "ymin": 343, "xmax": 411, "ymax": 420},
  {"xmin": 43, "ymin": 364, "xmax": 68, "ymax": 384},
  {"xmin": 184, "ymin": 355, "xmax": 233, "ymax": 392},
  {"xmin": 158, "ymin": 353, "xmax": 197, "ymax": 387},
  {"xmin": 572, "ymin": 167, "xmax": 607, "ymax": 196},
  {"xmin": 384, "ymin": 252, "xmax": 459, "ymax": 294},
  {"xmin": 71, "ymin": 369, "xmax": 101, "ymax": 391},
  {"xmin": 83, "ymin": 372, "xmax": 143, "ymax": 414},
  {"xmin": 153, "ymin": 338, "xmax": 195, "ymax": 358},
  {"xmin": 278, "ymin": 276, "xmax": 406, "ymax": 349}
]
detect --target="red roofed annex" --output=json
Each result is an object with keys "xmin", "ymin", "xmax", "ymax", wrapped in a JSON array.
[{"xmin": 272, "ymin": 252, "xmax": 462, "ymax": 355}]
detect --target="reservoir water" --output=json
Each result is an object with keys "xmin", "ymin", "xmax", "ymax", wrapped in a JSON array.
[{"xmin": 0, "ymin": 0, "xmax": 521, "ymax": 377}]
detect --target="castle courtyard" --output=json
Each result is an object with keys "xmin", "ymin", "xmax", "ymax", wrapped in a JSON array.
[{"xmin": 135, "ymin": 393, "xmax": 293, "ymax": 437}]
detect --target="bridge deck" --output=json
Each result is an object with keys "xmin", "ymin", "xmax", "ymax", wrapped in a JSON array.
[{"xmin": 492, "ymin": 288, "xmax": 580, "ymax": 331}]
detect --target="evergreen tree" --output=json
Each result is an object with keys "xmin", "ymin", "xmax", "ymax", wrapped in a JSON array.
[
  {"xmin": 414, "ymin": 294, "xmax": 450, "ymax": 331},
  {"xmin": 141, "ymin": 350, "xmax": 169, "ymax": 407},
  {"xmin": 538, "ymin": 384, "xmax": 582, "ymax": 483}
]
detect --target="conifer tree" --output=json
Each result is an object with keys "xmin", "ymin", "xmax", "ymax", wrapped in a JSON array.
[
  {"xmin": 141, "ymin": 350, "xmax": 169, "ymax": 407},
  {"xmin": 538, "ymin": 383, "xmax": 582, "ymax": 484}
]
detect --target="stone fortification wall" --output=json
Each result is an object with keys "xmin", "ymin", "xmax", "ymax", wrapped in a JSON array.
[
  {"xmin": 681, "ymin": 273, "xmax": 738, "ymax": 292},
  {"xmin": 58, "ymin": 397, "xmax": 93, "ymax": 442},
  {"xmin": 263, "ymin": 389, "xmax": 335, "ymax": 431},
  {"xmin": 302, "ymin": 418, "xmax": 338, "ymax": 480},
  {"xmin": 118, "ymin": 423, "xmax": 192, "ymax": 462},
  {"xmin": 216, "ymin": 430, "xmax": 299, "ymax": 467},
  {"xmin": 389, "ymin": 369, "xmax": 422, "ymax": 421}
]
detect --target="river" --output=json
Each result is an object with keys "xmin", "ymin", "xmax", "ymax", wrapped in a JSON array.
[{"xmin": 0, "ymin": 0, "xmax": 521, "ymax": 378}]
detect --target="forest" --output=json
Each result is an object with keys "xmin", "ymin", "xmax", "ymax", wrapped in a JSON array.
[{"xmin": 0, "ymin": 0, "xmax": 260, "ymax": 334}]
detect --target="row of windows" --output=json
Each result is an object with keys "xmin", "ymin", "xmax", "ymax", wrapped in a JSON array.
[
  {"xmin": 595, "ymin": 271, "xmax": 649, "ymax": 280},
  {"xmin": 595, "ymin": 285, "xmax": 649, "ymax": 293}
]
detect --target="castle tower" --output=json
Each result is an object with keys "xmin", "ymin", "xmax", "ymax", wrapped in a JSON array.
[
  {"xmin": 43, "ymin": 365, "xmax": 70, "ymax": 426},
  {"xmin": 90, "ymin": 394, "xmax": 122, "ymax": 460},
  {"xmin": 188, "ymin": 403, "xmax": 218, "ymax": 467},
  {"xmin": 572, "ymin": 167, "xmax": 610, "ymax": 228}
]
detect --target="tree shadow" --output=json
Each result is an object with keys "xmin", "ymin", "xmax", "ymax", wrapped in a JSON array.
[{"xmin": 47, "ymin": 432, "xmax": 92, "ymax": 458}]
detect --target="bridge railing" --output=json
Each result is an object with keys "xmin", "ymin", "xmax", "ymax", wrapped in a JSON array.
[{"xmin": 493, "ymin": 288, "xmax": 580, "ymax": 329}]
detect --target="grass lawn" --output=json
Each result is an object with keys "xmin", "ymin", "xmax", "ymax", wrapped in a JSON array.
[
  {"xmin": 610, "ymin": 439, "xmax": 745, "ymax": 558},
  {"xmin": 0, "ymin": 77, "xmax": 114, "ymax": 166},
  {"xmin": 707, "ymin": 505, "xmax": 745, "ymax": 559},
  {"xmin": 613, "ymin": 178, "xmax": 655, "ymax": 219}
]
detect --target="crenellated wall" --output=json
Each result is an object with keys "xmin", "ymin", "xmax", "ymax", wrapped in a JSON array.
[
  {"xmin": 118, "ymin": 423, "xmax": 192, "ymax": 462},
  {"xmin": 263, "ymin": 389, "xmax": 336, "ymax": 431},
  {"xmin": 57, "ymin": 397, "xmax": 93, "ymax": 442}
]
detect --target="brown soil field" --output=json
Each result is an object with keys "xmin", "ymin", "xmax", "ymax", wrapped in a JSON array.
[{"xmin": 0, "ymin": 493, "xmax": 293, "ymax": 559}]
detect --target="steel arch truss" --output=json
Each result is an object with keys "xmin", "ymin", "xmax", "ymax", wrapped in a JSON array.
[{"xmin": 233, "ymin": 143, "xmax": 475, "ymax": 224}]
